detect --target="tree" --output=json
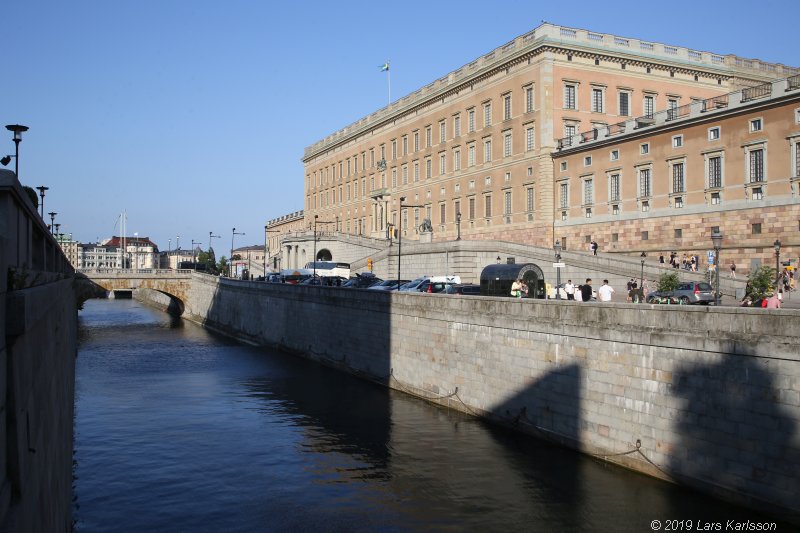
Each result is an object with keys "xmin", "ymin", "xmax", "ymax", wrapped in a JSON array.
[
  {"xmin": 656, "ymin": 271, "xmax": 680, "ymax": 293},
  {"xmin": 197, "ymin": 247, "xmax": 218, "ymax": 274},
  {"xmin": 746, "ymin": 265, "xmax": 775, "ymax": 299},
  {"xmin": 217, "ymin": 255, "xmax": 229, "ymax": 276}
]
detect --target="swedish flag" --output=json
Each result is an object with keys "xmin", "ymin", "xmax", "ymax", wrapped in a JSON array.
[{"xmin": 379, "ymin": 62, "xmax": 390, "ymax": 72}]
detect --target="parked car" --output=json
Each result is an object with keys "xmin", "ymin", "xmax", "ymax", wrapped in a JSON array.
[
  {"xmin": 398, "ymin": 276, "xmax": 430, "ymax": 292},
  {"xmin": 367, "ymin": 279, "xmax": 410, "ymax": 291},
  {"xmin": 646, "ymin": 281, "xmax": 715, "ymax": 305},
  {"xmin": 342, "ymin": 272, "xmax": 383, "ymax": 289},
  {"xmin": 449, "ymin": 284, "xmax": 481, "ymax": 295},
  {"xmin": 416, "ymin": 280, "xmax": 457, "ymax": 293}
]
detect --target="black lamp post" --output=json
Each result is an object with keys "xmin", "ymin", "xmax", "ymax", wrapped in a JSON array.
[
  {"xmin": 36, "ymin": 186, "xmax": 48, "ymax": 219},
  {"xmin": 48, "ymin": 211, "xmax": 57, "ymax": 233},
  {"xmin": 313, "ymin": 215, "xmax": 319, "ymax": 278},
  {"xmin": 263, "ymin": 227, "xmax": 278, "ymax": 275},
  {"xmin": 456, "ymin": 211, "xmax": 462, "ymax": 240},
  {"xmin": 397, "ymin": 197, "xmax": 424, "ymax": 289},
  {"xmin": 191, "ymin": 240, "xmax": 202, "ymax": 270},
  {"xmin": 711, "ymin": 231, "xmax": 723, "ymax": 306},
  {"xmin": 5, "ymin": 124, "xmax": 28, "ymax": 180},
  {"xmin": 640, "ymin": 251, "xmax": 647, "ymax": 297},
  {"xmin": 209, "ymin": 232, "xmax": 220, "ymax": 272},
  {"xmin": 554, "ymin": 241, "xmax": 562, "ymax": 299},
  {"xmin": 774, "ymin": 239, "xmax": 781, "ymax": 286},
  {"xmin": 231, "ymin": 228, "xmax": 245, "ymax": 277}
]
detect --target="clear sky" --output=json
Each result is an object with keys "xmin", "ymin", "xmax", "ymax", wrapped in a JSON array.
[{"xmin": 3, "ymin": 0, "xmax": 798, "ymax": 254}]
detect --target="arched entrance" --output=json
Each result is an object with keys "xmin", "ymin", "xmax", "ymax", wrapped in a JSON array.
[{"xmin": 316, "ymin": 248, "xmax": 332, "ymax": 261}]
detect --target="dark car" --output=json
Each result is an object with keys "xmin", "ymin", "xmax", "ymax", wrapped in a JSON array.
[
  {"xmin": 646, "ymin": 281, "xmax": 715, "ymax": 305},
  {"xmin": 367, "ymin": 279, "xmax": 410, "ymax": 291},
  {"xmin": 342, "ymin": 273, "xmax": 383, "ymax": 289},
  {"xmin": 449, "ymin": 284, "xmax": 481, "ymax": 295}
]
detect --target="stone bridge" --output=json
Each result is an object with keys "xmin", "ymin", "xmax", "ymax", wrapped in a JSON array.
[{"xmin": 79, "ymin": 269, "xmax": 195, "ymax": 314}]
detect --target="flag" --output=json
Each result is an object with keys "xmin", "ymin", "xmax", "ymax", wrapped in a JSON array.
[{"xmin": 379, "ymin": 62, "xmax": 389, "ymax": 72}]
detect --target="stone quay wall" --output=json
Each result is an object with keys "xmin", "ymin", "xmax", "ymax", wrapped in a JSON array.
[{"xmin": 184, "ymin": 274, "xmax": 800, "ymax": 521}]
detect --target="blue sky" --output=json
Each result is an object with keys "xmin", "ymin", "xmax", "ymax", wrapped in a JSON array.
[{"xmin": 4, "ymin": 0, "xmax": 798, "ymax": 253}]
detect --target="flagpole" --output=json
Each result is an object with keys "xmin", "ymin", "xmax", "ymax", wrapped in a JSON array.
[{"xmin": 387, "ymin": 61, "xmax": 391, "ymax": 104}]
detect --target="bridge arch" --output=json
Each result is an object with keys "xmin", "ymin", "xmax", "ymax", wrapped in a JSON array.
[{"xmin": 316, "ymin": 248, "xmax": 333, "ymax": 261}]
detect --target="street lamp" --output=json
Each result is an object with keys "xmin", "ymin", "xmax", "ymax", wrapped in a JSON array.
[
  {"xmin": 774, "ymin": 239, "xmax": 782, "ymax": 287},
  {"xmin": 231, "ymin": 228, "xmax": 245, "ymax": 277},
  {"xmin": 711, "ymin": 231, "xmax": 723, "ymax": 306},
  {"xmin": 264, "ymin": 226, "xmax": 279, "ymax": 275},
  {"xmin": 640, "ymin": 251, "xmax": 647, "ymax": 298},
  {"xmin": 397, "ymin": 197, "xmax": 424, "ymax": 289},
  {"xmin": 5, "ymin": 124, "xmax": 29, "ymax": 180},
  {"xmin": 36, "ymin": 186, "xmax": 48, "ymax": 219},
  {"xmin": 48, "ymin": 211, "xmax": 57, "ymax": 233},
  {"xmin": 191, "ymin": 240, "xmax": 202, "ymax": 270},
  {"xmin": 553, "ymin": 241, "xmax": 562, "ymax": 299},
  {"xmin": 313, "ymin": 215, "xmax": 319, "ymax": 278},
  {"xmin": 456, "ymin": 211, "xmax": 462, "ymax": 240}
]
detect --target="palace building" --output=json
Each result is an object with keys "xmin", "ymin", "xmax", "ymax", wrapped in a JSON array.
[{"xmin": 301, "ymin": 23, "xmax": 796, "ymax": 270}]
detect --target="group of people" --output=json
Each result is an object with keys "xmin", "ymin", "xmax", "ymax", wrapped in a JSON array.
[
  {"xmin": 659, "ymin": 252, "xmax": 699, "ymax": 272},
  {"xmin": 561, "ymin": 278, "xmax": 614, "ymax": 302},
  {"xmin": 510, "ymin": 279, "xmax": 529, "ymax": 298}
]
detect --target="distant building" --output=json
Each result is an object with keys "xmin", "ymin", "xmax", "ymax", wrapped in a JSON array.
[
  {"xmin": 266, "ymin": 210, "xmax": 304, "ymax": 270},
  {"xmin": 100, "ymin": 236, "xmax": 160, "ymax": 269}
]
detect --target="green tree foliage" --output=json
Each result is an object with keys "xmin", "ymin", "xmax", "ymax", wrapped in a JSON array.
[
  {"xmin": 746, "ymin": 265, "xmax": 775, "ymax": 299},
  {"xmin": 197, "ymin": 248, "xmax": 218, "ymax": 274},
  {"xmin": 656, "ymin": 271, "xmax": 680, "ymax": 292},
  {"xmin": 217, "ymin": 256, "xmax": 229, "ymax": 275}
]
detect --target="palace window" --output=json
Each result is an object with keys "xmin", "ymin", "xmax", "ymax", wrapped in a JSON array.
[
  {"xmin": 564, "ymin": 83, "xmax": 576, "ymax": 109},
  {"xmin": 643, "ymin": 95, "xmax": 655, "ymax": 118},
  {"xmin": 484, "ymin": 195, "xmax": 492, "ymax": 218},
  {"xmin": 672, "ymin": 162, "xmax": 685, "ymax": 193},
  {"xmin": 504, "ymin": 191, "xmax": 512, "ymax": 216},
  {"xmin": 583, "ymin": 178, "xmax": 593, "ymax": 205},
  {"xmin": 468, "ymin": 108, "xmax": 475, "ymax": 132},
  {"xmin": 469, "ymin": 197, "xmax": 475, "ymax": 219},
  {"xmin": 708, "ymin": 156, "xmax": 722, "ymax": 188},
  {"xmin": 454, "ymin": 115, "xmax": 461, "ymax": 137},
  {"xmin": 439, "ymin": 121, "xmax": 446, "ymax": 143},
  {"xmin": 484, "ymin": 102, "xmax": 492, "ymax": 127},
  {"xmin": 708, "ymin": 127, "xmax": 720, "ymax": 141},
  {"xmin": 439, "ymin": 153, "xmax": 446, "ymax": 175},
  {"xmin": 504, "ymin": 132, "xmax": 512, "ymax": 157},
  {"xmin": 484, "ymin": 139, "xmax": 492, "ymax": 163},
  {"xmin": 560, "ymin": 182, "xmax": 569, "ymax": 208},
  {"xmin": 749, "ymin": 148, "xmax": 764, "ymax": 182},
  {"xmin": 609, "ymin": 173, "xmax": 620, "ymax": 201},
  {"xmin": 591, "ymin": 87, "xmax": 604, "ymax": 113},
  {"xmin": 468, "ymin": 144, "xmax": 475, "ymax": 166},
  {"xmin": 525, "ymin": 86, "xmax": 534, "ymax": 112},
  {"xmin": 639, "ymin": 168, "xmax": 652, "ymax": 198},
  {"xmin": 453, "ymin": 148, "xmax": 461, "ymax": 171},
  {"xmin": 503, "ymin": 94, "xmax": 512, "ymax": 120},
  {"xmin": 526, "ymin": 126, "xmax": 535, "ymax": 151},
  {"xmin": 619, "ymin": 92, "xmax": 630, "ymax": 116}
]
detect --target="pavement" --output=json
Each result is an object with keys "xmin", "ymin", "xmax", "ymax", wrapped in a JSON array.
[{"xmin": 596, "ymin": 283, "xmax": 799, "ymax": 309}]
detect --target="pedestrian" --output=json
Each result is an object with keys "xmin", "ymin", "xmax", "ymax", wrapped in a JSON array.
[
  {"xmin": 626, "ymin": 278, "xmax": 634, "ymax": 302},
  {"xmin": 511, "ymin": 278, "xmax": 523, "ymax": 298},
  {"xmin": 580, "ymin": 278, "xmax": 593, "ymax": 302},
  {"xmin": 765, "ymin": 292, "xmax": 782, "ymax": 309},
  {"xmin": 591, "ymin": 241, "xmax": 598, "ymax": 256},
  {"xmin": 520, "ymin": 280, "xmax": 529, "ymax": 298},
  {"xmin": 659, "ymin": 253, "xmax": 665, "ymax": 264},
  {"xmin": 574, "ymin": 282, "xmax": 583, "ymax": 302},
  {"xmin": 598, "ymin": 279, "xmax": 614, "ymax": 302},
  {"xmin": 690, "ymin": 255, "xmax": 697, "ymax": 272},
  {"xmin": 564, "ymin": 279, "xmax": 575, "ymax": 300},
  {"xmin": 729, "ymin": 261, "xmax": 736, "ymax": 279}
]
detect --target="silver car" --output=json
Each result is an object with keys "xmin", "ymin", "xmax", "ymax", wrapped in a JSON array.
[{"xmin": 646, "ymin": 281, "xmax": 715, "ymax": 305}]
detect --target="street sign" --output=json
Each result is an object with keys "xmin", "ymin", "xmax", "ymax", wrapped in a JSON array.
[{"xmin": 553, "ymin": 262, "xmax": 566, "ymax": 268}]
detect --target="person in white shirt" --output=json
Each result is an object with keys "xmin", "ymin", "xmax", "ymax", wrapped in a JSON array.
[
  {"xmin": 564, "ymin": 280, "xmax": 575, "ymax": 300},
  {"xmin": 598, "ymin": 279, "xmax": 615, "ymax": 302}
]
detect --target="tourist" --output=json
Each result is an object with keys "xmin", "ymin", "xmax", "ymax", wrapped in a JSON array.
[
  {"xmin": 729, "ymin": 262, "xmax": 736, "ymax": 279},
  {"xmin": 659, "ymin": 253, "xmax": 665, "ymax": 264},
  {"xmin": 591, "ymin": 241, "xmax": 598, "ymax": 256},
  {"xmin": 598, "ymin": 280, "xmax": 614, "ymax": 302},
  {"xmin": 580, "ymin": 279, "xmax": 593, "ymax": 302},
  {"xmin": 564, "ymin": 279, "xmax": 575, "ymax": 300},
  {"xmin": 574, "ymin": 282, "xmax": 583, "ymax": 302},
  {"xmin": 765, "ymin": 292, "xmax": 781, "ymax": 309},
  {"xmin": 511, "ymin": 278, "xmax": 523, "ymax": 298}
]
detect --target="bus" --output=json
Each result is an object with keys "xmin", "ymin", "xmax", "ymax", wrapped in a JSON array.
[{"xmin": 303, "ymin": 261, "xmax": 351, "ymax": 279}]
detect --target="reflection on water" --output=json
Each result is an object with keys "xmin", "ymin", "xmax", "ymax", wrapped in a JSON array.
[{"xmin": 74, "ymin": 299, "xmax": 781, "ymax": 532}]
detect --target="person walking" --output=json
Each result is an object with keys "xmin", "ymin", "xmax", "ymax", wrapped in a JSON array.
[
  {"xmin": 511, "ymin": 278, "xmax": 523, "ymax": 298},
  {"xmin": 729, "ymin": 261, "xmax": 737, "ymax": 279},
  {"xmin": 564, "ymin": 279, "xmax": 575, "ymax": 300},
  {"xmin": 580, "ymin": 279, "xmax": 593, "ymax": 302},
  {"xmin": 591, "ymin": 241, "xmax": 598, "ymax": 256},
  {"xmin": 598, "ymin": 279, "xmax": 614, "ymax": 302}
]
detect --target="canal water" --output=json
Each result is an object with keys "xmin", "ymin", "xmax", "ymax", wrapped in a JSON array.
[{"xmin": 73, "ymin": 299, "xmax": 778, "ymax": 532}]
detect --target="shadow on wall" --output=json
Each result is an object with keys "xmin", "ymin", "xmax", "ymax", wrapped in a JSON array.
[{"xmin": 669, "ymin": 353, "xmax": 800, "ymax": 520}]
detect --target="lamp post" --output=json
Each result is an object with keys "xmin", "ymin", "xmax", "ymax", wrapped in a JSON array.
[
  {"xmin": 208, "ymin": 232, "xmax": 220, "ymax": 272},
  {"xmin": 456, "ymin": 211, "xmax": 462, "ymax": 240},
  {"xmin": 36, "ymin": 186, "xmax": 48, "ymax": 219},
  {"xmin": 711, "ymin": 231, "xmax": 723, "ymax": 306},
  {"xmin": 5, "ymin": 124, "xmax": 28, "ymax": 180},
  {"xmin": 48, "ymin": 212, "xmax": 57, "ymax": 233},
  {"xmin": 553, "ymin": 241, "xmax": 562, "ymax": 300},
  {"xmin": 774, "ymin": 239, "xmax": 782, "ymax": 287},
  {"xmin": 264, "ymin": 226, "xmax": 279, "ymax": 275},
  {"xmin": 54, "ymin": 223, "xmax": 61, "ymax": 237},
  {"xmin": 313, "ymin": 215, "xmax": 319, "ymax": 278},
  {"xmin": 640, "ymin": 252, "xmax": 647, "ymax": 296},
  {"xmin": 397, "ymin": 197, "xmax": 424, "ymax": 289},
  {"xmin": 191, "ymin": 240, "xmax": 202, "ymax": 270},
  {"xmin": 231, "ymin": 228, "xmax": 245, "ymax": 278}
]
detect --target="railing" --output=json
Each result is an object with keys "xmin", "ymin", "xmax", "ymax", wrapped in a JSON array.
[
  {"xmin": 78, "ymin": 268, "xmax": 193, "ymax": 275},
  {"xmin": 741, "ymin": 82, "xmax": 772, "ymax": 102},
  {"xmin": 702, "ymin": 94, "xmax": 729, "ymax": 112},
  {"xmin": 787, "ymin": 74, "xmax": 800, "ymax": 90},
  {"xmin": 665, "ymin": 103, "xmax": 692, "ymax": 122}
]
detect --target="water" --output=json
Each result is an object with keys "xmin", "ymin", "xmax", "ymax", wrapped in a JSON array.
[{"xmin": 73, "ymin": 299, "xmax": 783, "ymax": 532}]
